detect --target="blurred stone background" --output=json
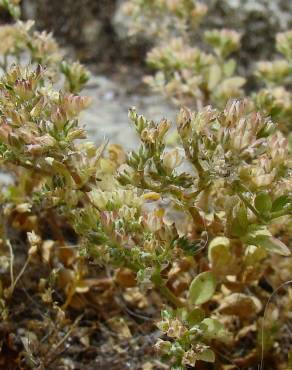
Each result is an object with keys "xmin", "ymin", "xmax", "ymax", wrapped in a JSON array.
[
  {"xmin": 12, "ymin": 0, "xmax": 292, "ymax": 148},
  {"xmin": 20, "ymin": 0, "xmax": 292, "ymax": 68},
  {"xmin": 21, "ymin": 0, "xmax": 148, "ymax": 67}
]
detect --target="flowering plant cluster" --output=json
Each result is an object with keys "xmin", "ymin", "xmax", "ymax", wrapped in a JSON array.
[
  {"xmin": 120, "ymin": 0, "xmax": 208, "ymax": 39},
  {"xmin": 255, "ymin": 30, "xmax": 292, "ymax": 133},
  {"xmin": 0, "ymin": 16, "xmax": 89, "ymax": 93},
  {"xmin": 0, "ymin": 1, "xmax": 291, "ymax": 369},
  {"xmin": 120, "ymin": 0, "xmax": 292, "ymax": 141},
  {"xmin": 121, "ymin": 0, "xmax": 245, "ymax": 109},
  {"xmin": 0, "ymin": 59, "xmax": 291, "ymax": 368},
  {"xmin": 145, "ymin": 30, "xmax": 244, "ymax": 109},
  {"xmin": 0, "ymin": 0, "xmax": 21, "ymax": 19}
]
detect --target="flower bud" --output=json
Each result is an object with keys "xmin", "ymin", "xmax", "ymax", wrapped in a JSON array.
[{"xmin": 163, "ymin": 148, "xmax": 182, "ymax": 171}]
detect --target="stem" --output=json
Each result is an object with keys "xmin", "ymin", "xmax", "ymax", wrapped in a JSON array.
[
  {"xmin": 6, "ymin": 247, "xmax": 32, "ymax": 298},
  {"xmin": 11, "ymin": 257, "xmax": 31, "ymax": 293},
  {"xmin": 234, "ymin": 182, "xmax": 268, "ymax": 222},
  {"xmin": 139, "ymin": 172, "xmax": 176, "ymax": 196},
  {"xmin": 183, "ymin": 140, "xmax": 205, "ymax": 179},
  {"xmin": 152, "ymin": 269, "xmax": 184, "ymax": 308},
  {"xmin": 270, "ymin": 206, "xmax": 292, "ymax": 220},
  {"xmin": 7, "ymin": 240, "xmax": 14, "ymax": 288},
  {"xmin": 259, "ymin": 280, "xmax": 292, "ymax": 370},
  {"xmin": 237, "ymin": 191, "xmax": 263, "ymax": 221},
  {"xmin": 44, "ymin": 314, "xmax": 83, "ymax": 367},
  {"xmin": 10, "ymin": 158, "xmax": 52, "ymax": 176}
]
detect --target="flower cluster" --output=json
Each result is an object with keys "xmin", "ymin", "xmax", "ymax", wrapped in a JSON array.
[
  {"xmin": 0, "ymin": 0, "xmax": 21, "ymax": 19},
  {"xmin": 120, "ymin": 0, "xmax": 245, "ymax": 109},
  {"xmin": 121, "ymin": 0, "xmax": 292, "ymax": 142},
  {"xmin": 129, "ymin": 103, "xmax": 290, "ymax": 368},
  {"xmin": 0, "ymin": 3, "xmax": 291, "ymax": 369},
  {"xmin": 254, "ymin": 30, "xmax": 292, "ymax": 133},
  {"xmin": 120, "ymin": 0, "xmax": 207, "ymax": 39},
  {"xmin": 0, "ymin": 64, "xmax": 103, "ymax": 216},
  {"xmin": 81, "ymin": 100, "xmax": 290, "ymax": 368},
  {"xmin": 0, "ymin": 59, "xmax": 291, "ymax": 368},
  {"xmin": 145, "ymin": 35, "xmax": 244, "ymax": 108},
  {"xmin": 0, "ymin": 19, "xmax": 89, "ymax": 93}
]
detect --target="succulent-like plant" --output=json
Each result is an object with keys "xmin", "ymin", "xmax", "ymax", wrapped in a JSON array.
[
  {"xmin": 254, "ymin": 30, "xmax": 292, "ymax": 134},
  {"xmin": 70, "ymin": 100, "xmax": 291, "ymax": 368},
  {"xmin": 0, "ymin": 0, "xmax": 21, "ymax": 19},
  {"xmin": 121, "ymin": 0, "xmax": 245, "ymax": 109},
  {"xmin": 120, "ymin": 0, "xmax": 208, "ymax": 39},
  {"xmin": 0, "ymin": 18, "xmax": 89, "ymax": 93},
  {"xmin": 0, "ymin": 2, "xmax": 291, "ymax": 369},
  {"xmin": 145, "ymin": 31, "xmax": 244, "ymax": 109},
  {"xmin": 0, "ymin": 58, "xmax": 291, "ymax": 368}
]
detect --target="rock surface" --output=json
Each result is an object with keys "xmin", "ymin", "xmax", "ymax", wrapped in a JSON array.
[
  {"xmin": 21, "ymin": 0, "xmax": 148, "ymax": 65},
  {"xmin": 82, "ymin": 74, "xmax": 177, "ymax": 149}
]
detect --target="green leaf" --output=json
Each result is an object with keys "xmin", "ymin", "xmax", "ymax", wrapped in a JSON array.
[
  {"xmin": 255, "ymin": 236, "xmax": 291, "ymax": 256},
  {"xmin": 244, "ymin": 245, "xmax": 267, "ymax": 265},
  {"xmin": 236, "ymin": 203, "xmax": 248, "ymax": 228},
  {"xmin": 197, "ymin": 348, "xmax": 215, "ymax": 363},
  {"xmin": 223, "ymin": 59, "xmax": 236, "ymax": 77},
  {"xmin": 188, "ymin": 271, "xmax": 217, "ymax": 305},
  {"xmin": 208, "ymin": 237, "xmax": 232, "ymax": 275},
  {"xmin": 60, "ymin": 61, "xmax": 70, "ymax": 75},
  {"xmin": 218, "ymin": 77, "xmax": 246, "ymax": 91},
  {"xmin": 230, "ymin": 203, "xmax": 248, "ymax": 237},
  {"xmin": 243, "ymin": 225, "xmax": 290, "ymax": 256},
  {"xmin": 170, "ymin": 342, "xmax": 184, "ymax": 357},
  {"xmin": 186, "ymin": 308, "xmax": 205, "ymax": 326},
  {"xmin": 244, "ymin": 225, "xmax": 270, "ymax": 239},
  {"xmin": 161, "ymin": 309, "xmax": 174, "ymax": 320},
  {"xmin": 207, "ymin": 64, "xmax": 222, "ymax": 90},
  {"xmin": 271, "ymin": 195, "xmax": 291, "ymax": 212},
  {"xmin": 254, "ymin": 192, "xmax": 272, "ymax": 215},
  {"xmin": 200, "ymin": 318, "xmax": 226, "ymax": 339},
  {"xmin": 0, "ymin": 0, "xmax": 20, "ymax": 19},
  {"xmin": 227, "ymin": 76, "xmax": 246, "ymax": 88}
]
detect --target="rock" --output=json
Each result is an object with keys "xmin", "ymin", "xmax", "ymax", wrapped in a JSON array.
[
  {"xmin": 21, "ymin": 0, "xmax": 148, "ymax": 66},
  {"xmin": 21, "ymin": 0, "xmax": 117, "ymax": 62},
  {"xmin": 82, "ymin": 75, "xmax": 177, "ymax": 149}
]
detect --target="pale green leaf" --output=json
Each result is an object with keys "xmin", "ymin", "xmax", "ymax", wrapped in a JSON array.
[
  {"xmin": 197, "ymin": 348, "xmax": 215, "ymax": 363},
  {"xmin": 207, "ymin": 64, "xmax": 222, "ymax": 90},
  {"xmin": 188, "ymin": 271, "xmax": 216, "ymax": 305},
  {"xmin": 186, "ymin": 307, "xmax": 205, "ymax": 326},
  {"xmin": 208, "ymin": 237, "xmax": 232, "ymax": 275},
  {"xmin": 255, "ymin": 236, "xmax": 291, "ymax": 256},
  {"xmin": 223, "ymin": 58, "xmax": 236, "ymax": 77},
  {"xmin": 271, "ymin": 195, "xmax": 291, "ymax": 212},
  {"xmin": 254, "ymin": 192, "xmax": 272, "ymax": 215},
  {"xmin": 200, "ymin": 318, "xmax": 226, "ymax": 339}
]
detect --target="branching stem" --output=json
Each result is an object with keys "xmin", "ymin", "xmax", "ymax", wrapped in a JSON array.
[{"xmin": 152, "ymin": 269, "xmax": 184, "ymax": 308}]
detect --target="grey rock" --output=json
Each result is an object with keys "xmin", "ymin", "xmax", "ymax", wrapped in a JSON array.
[{"xmin": 82, "ymin": 75, "xmax": 177, "ymax": 150}]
